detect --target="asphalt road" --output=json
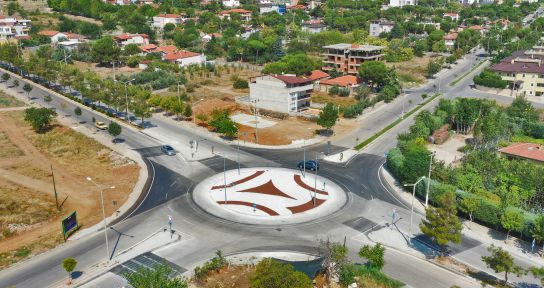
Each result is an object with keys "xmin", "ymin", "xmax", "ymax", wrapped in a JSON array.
[{"xmin": 0, "ymin": 47, "xmax": 541, "ymax": 287}]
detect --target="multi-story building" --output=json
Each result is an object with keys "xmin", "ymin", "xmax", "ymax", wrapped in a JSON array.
[
  {"xmin": 249, "ymin": 74, "xmax": 313, "ymax": 114},
  {"xmin": 369, "ymin": 19, "xmax": 395, "ymax": 37},
  {"xmin": 152, "ymin": 14, "xmax": 184, "ymax": 29},
  {"xmin": 490, "ymin": 49, "xmax": 544, "ymax": 97},
  {"xmin": 322, "ymin": 43, "xmax": 385, "ymax": 75},
  {"xmin": 218, "ymin": 9, "xmax": 252, "ymax": 22},
  {"xmin": 0, "ymin": 16, "xmax": 31, "ymax": 41},
  {"xmin": 114, "ymin": 33, "xmax": 150, "ymax": 47},
  {"xmin": 222, "ymin": 0, "xmax": 240, "ymax": 7},
  {"xmin": 443, "ymin": 33, "xmax": 457, "ymax": 50},
  {"xmin": 388, "ymin": 0, "xmax": 415, "ymax": 7}
]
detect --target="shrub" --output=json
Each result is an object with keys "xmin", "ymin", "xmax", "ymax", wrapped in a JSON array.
[
  {"xmin": 251, "ymin": 258, "xmax": 312, "ymax": 288},
  {"xmin": 328, "ymin": 85, "xmax": 340, "ymax": 96},
  {"xmin": 473, "ymin": 70, "xmax": 507, "ymax": 89},
  {"xmin": 338, "ymin": 88, "xmax": 350, "ymax": 97},
  {"xmin": 233, "ymin": 78, "xmax": 249, "ymax": 89},
  {"xmin": 194, "ymin": 250, "xmax": 227, "ymax": 281}
]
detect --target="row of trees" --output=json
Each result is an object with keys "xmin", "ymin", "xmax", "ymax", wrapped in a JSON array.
[{"xmin": 387, "ymin": 97, "xmax": 544, "ymax": 246}]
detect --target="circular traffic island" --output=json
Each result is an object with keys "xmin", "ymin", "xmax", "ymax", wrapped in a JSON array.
[{"xmin": 192, "ymin": 167, "xmax": 348, "ymax": 225}]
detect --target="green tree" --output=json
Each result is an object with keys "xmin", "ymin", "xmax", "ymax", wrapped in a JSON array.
[
  {"xmin": 108, "ymin": 121, "xmax": 122, "ymax": 142},
  {"xmin": 530, "ymin": 267, "xmax": 544, "ymax": 286},
  {"xmin": 125, "ymin": 263, "xmax": 188, "ymax": 288},
  {"xmin": 22, "ymin": 83, "xmax": 33, "ymax": 96},
  {"xmin": 419, "ymin": 191, "xmax": 462, "ymax": 255},
  {"xmin": 13, "ymin": 79, "xmax": 19, "ymax": 87},
  {"xmin": 24, "ymin": 107, "xmax": 56, "ymax": 132},
  {"xmin": 44, "ymin": 94, "xmax": 53, "ymax": 104},
  {"xmin": 500, "ymin": 207, "xmax": 524, "ymax": 240},
  {"xmin": 122, "ymin": 44, "xmax": 141, "ymax": 56},
  {"xmin": 262, "ymin": 54, "xmax": 321, "ymax": 76},
  {"xmin": 250, "ymin": 258, "xmax": 312, "ymax": 288},
  {"xmin": 317, "ymin": 103, "xmax": 339, "ymax": 132},
  {"xmin": 481, "ymin": 245, "xmax": 524, "ymax": 284},
  {"xmin": 183, "ymin": 104, "xmax": 192, "ymax": 119},
  {"xmin": 74, "ymin": 107, "xmax": 82, "ymax": 122},
  {"xmin": 427, "ymin": 59, "xmax": 443, "ymax": 78},
  {"xmin": 209, "ymin": 110, "xmax": 238, "ymax": 138},
  {"xmin": 91, "ymin": 36, "xmax": 121, "ymax": 65},
  {"xmin": 62, "ymin": 257, "xmax": 77, "ymax": 284},
  {"xmin": 359, "ymin": 243, "xmax": 385, "ymax": 270},
  {"xmin": 531, "ymin": 215, "xmax": 544, "ymax": 252},
  {"xmin": 459, "ymin": 194, "xmax": 478, "ymax": 222},
  {"xmin": 319, "ymin": 240, "xmax": 348, "ymax": 281},
  {"xmin": 507, "ymin": 96, "xmax": 539, "ymax": 123},
  {"xmin": 1, "ymin": 73, "xmax": 10, "ymax": 82},
  {"xmin": 358, "ymin": 61, "xmax": 388, "ymax": 87},
  {"xmin": 131, "ymin": 90, "xmax": 152, "ymax": 125}
]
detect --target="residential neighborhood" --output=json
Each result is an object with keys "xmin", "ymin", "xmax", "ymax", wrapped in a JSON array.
[{"xmin": 0, "ymin": 0, "xmax": 543, "ymax": 288}]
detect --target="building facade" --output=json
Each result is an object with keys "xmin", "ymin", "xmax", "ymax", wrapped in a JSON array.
[
  {"xmin": 388, "ymin": 0, "xmax": 415, "ymax": 7},
  {"xmin": 301, "ymin": 19, "xmax": 327, "ymax": 34},
  {"xmin": 490, "ymin": 48, "xmax": 544, "ymax": 97},
  {"xmin": 249, "ymin": 75, "xmax": 313, "ymax": 114},
  {"xmin": 152, "ymin": 14, "xmax": 183, "ymax": 29},
  {"xmin": 369, "ymin": 19, "xmax": 395, "ymax": 37},
  {"xmin": 322, "ymin": 43, "xmax": 385, "ymax": 75}
]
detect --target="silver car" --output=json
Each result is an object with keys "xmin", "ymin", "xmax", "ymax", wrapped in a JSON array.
[{"xmin": 161, "ymin": 145, "xmax": 176, "ymax": 156}]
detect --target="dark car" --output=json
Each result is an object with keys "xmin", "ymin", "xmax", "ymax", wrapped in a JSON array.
[
  {"xmin": 297, "ymin": 160, "xmax": 319, "ymax": 171},
  {"xmin": 161, "ymin": 145, "xmax": 176, "ymax": 156}
]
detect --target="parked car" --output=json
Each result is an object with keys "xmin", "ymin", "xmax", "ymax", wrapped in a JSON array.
[
  {"xmin": 161, "ymin": 145, "xmax": 176, "ymax": 156},
  {"xmin": 95, "ymin": 121, "xmax": 108, "ymax": 130},
  {"xmin": 297, "ymin": 160, "xmax": 319, "ymax": 171}
]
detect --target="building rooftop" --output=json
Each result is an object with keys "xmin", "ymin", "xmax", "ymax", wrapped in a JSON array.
[
  {"xmin": 307, "ymin": 70, "xmax": 330, "ymax": 81},
  {"xmin": 371, "ymin": 19, "xmax": 395, "ymax": 25},
  {"xmin": 115, "ymin": 33, "xmax": 149, "ymax": 40},
  {"xmin": 164, "ymin": 50, "xmax": 201, "ymax": 60},
  {"xmin": 490, "ymin": 50, "xmax": 544, "ymax": 74},
  {"xmin": 220, "ymin": 8, "xmax": 252, "ymax": 14},
  {"xmin": 499, "ymin": 143, "xmax": 544, "ymax": 162},
  {"xmin": 323, "ymin": 43, "xmax": 385, "ymax": 52},
  {"xmin": 271, "ymin": 74, "xmax": 313, "ymax": 85},
  {"xmin": 155, "ymin": 14, "xmax": 181, "ymax": 18}
]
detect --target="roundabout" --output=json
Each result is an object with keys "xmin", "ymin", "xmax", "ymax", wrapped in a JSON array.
[{"xmin": 192, "ymin": 167, "xmax": 348, "ymax": 225}]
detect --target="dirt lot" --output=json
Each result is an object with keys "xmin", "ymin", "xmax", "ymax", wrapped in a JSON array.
[
  {"xmin": 311, "ymin": 91, "xmax": 358, "ymax": 109},
  {"xmin": 73, "ymin": 61, "xmax": 141, "ymax": 80},
  {"xmin": 185, "ymin": 67, "xmax": 260, "ymax": 102},
  {"xmin": 386, "ymin": 54, "xmax": 438, "ymax": 88},
  {"xmin": 0, "ymin": 89, "xmax": 24, "ymax": 108},
  {"xmin": 0, "ymin": 110, "xmax": 139, "ymax": 268}
]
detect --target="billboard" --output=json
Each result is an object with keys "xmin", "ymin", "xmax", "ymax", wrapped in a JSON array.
[{"xmin": 61, "ymin": 211, "xmax": 79, "ymax": 240}]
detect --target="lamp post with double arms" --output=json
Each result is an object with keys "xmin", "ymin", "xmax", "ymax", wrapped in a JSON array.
[
  {"xmin": 86, "ymin": 177, "xmax": 115, "ymax": 261},
  {"xmin": 404, "ymin": 176, "xmax": 426, "ymax": 244}
]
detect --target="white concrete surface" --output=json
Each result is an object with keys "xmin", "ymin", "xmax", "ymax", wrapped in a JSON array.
[
  {"xmin": 231, "ymin": 113, "xmax": 277, "ymax": 128},
  {"xmin": 192, "ymin": 167, "xmax": 348, "ymax": 225},
  {"xmin": 323, "ymin": 148, "xmax": 359, "ymax": 163},
  {"xmin": 226, "ymin": 251, "xmax": 319, "ymax": 266}
]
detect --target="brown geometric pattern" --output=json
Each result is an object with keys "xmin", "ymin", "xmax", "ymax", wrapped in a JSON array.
[
  {"xmin": 286, "ymin": 198, "xmax": 326, "ymax": 214},
  {"xmin": 211, "ymin": 170, "xmax": 265, "ymax": 190},
  {"xmin": 293, "ymin": 175, "xmax": 328, "ymax": 195},
  {"xmin": 238, "ymin": 180, "xmax": 296, "ymax": 200},
  {"xmin": 216, "ymin": 200, "xmax": 279, "ymax": 216}
]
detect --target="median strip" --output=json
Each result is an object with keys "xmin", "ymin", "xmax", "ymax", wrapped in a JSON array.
[
  {"xmin": 354, "ymin": 93, "xmax": 442, "ymax": 151},
  {"xmin": 449, "ymin": 60, "xmax": 487, "ymax": 87}
]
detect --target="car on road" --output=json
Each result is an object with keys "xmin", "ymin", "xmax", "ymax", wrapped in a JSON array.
[
  {"xmin": 298, "ymin": 160, "xmax": 319, "ymax": 171},
  {"xmin": 161, "ymin": 145, "xmax": 176, "ymax": 156},
  {"xmin": 95, "ymin": 121, "xmax": 108, "ymax": 130}
]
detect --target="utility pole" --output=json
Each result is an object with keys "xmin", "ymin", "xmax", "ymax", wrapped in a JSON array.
[
  {"xmin": 313, "ymin": 152, "xmax": 318, "ymax": 206},
  {"xmin": 404, "ymin": 176, "xmax": 425, "ymax": 244},
  {"xmin": 303, "ymin": 138, "xmax": 306, "ymax": 178},
  {"xmin": 51, "ymin": 165, "xmax": 59, "ymax": 211},
  {"xmin": 223, "ymin": 156, "xmax": 227, "ymax": 202}
]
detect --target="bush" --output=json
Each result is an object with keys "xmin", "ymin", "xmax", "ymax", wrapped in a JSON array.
[
  {"xmin": 233, "ymin": 78, "xmax": 249, "ymax": 89},
  {"xmin": 473, "ymin": 70, "xmax": 507, "ymax": 89},
  {"xmin": 338, "ymin": 88, "xmax": 350, "ymax": 97},
  {"xmin": 251, "ymin": 258, "xmax": 312, "ymax": 288},
  {"xmin": 194, "ymin": 250, "xmax": 227, "ymax": 281},
  {"xmin": 339, "ymin": 264, "xmax": 403, "ymax": 288},
  {"xmin": 329, "ymin": 85, "xmax": 340, "ymax": 96}
]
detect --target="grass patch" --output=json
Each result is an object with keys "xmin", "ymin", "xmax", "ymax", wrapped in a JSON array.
[
  {"xmin": 0, "ymin": 90, "xmax": 24, "ymax": 108},
  {"xmin": 397, "ymin": 72, "xmax": 425, "ymax": 86},
  {"xmin": 511, "ymin": 134, "xmax": 544, "ymax": 145},
  {"xmin": 6, "ymin": 162, "xmax": 50, "ymax": 181},
  {"xmin": 449, "ymin": 60, "xmax": 486, "ymax": 87},
  {"xmin": 355, "ymin": 93, "xmax": 442, "ymax": 150},
  {"xmin": 341, "ymin": 264, "xmax": 404, "ymax": 288},
  {"xmin": 311, "ymin": 92, "xmax": 358, "ymax": 109},
  {"xmin": 0, "ymin": 130, "xmax": 24, "ymax": 158}
]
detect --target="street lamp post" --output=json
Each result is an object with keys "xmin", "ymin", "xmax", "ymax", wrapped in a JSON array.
[
  {"xmin": 192, "ymin": 98, "xmax": 205, "ymax": 124},
  {"xmin": 303, "ymin": 138, "xmax": 306, "ymax": 178},
  {"xmin": 121, "ymin": 79, "xmax": 135, "ymax": 121},
  {"xmin": 86, "ymin": 177, "xmax": 115, "ymax": 261},
  {"xmin": 403, "ymin": 176, "xmax": 425, "ymax": 244},
  {"xmin": 425, "ymin": 152, "xmax": 435, "ymax": 207},
  {"xmin": 223, "ymin": 156, "xmax": 227, "ymax": 202}
]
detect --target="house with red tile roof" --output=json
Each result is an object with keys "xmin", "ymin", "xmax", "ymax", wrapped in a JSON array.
[
  {"xmin": 115, "ymin": 33, "xmax": 149, "ymax": 47},
  {"xmin": 443, "ymin": 33, "xmax": 458, "ymax": 50},
  {"xmin": 163, "ymin": 50, "xmax": 207, "ymax": 67},
  {"xmin": 218, "ymin": 9, "xmax": 252, "ymax": 22},
  {"xmin": 249, "ymin": 74, "xmax": 313, "ymax": 114},
  {"xmin": 37, "ymin": 30, "xmax": 84, "ymax": 43},
  {"xmin": 319, "ymin": 75, "xmax": 362, "ymax": 93},
  {"xmin": 307, "ymin": 70, "xmax": 330, "ymax": 82},
  {"xmin": 499, "ymin": 143, "xmax": 544, "ymax": 163},
  {"xmin": 443, "ymin": 13, "xmax": 459, "ymax": 21},
  {"xmin": 490, "ymin": 48, "xmax": 544, "ymax": 96}
]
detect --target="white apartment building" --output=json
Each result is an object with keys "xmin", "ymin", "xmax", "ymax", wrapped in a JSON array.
[
  {"xmin": 0, "ymin": 16, "xmax": 31, "ymax": 41},
  {"xmin": 114, "ymin": 34, "xmax": 149, "ymax": 46},
  {"xmin": 249, "ymin": 75, "xmax": 313, "ymax": 114},
  {"xmin": 152, "ymin": 14, "xmax": 183, "ymax": 29},
  {"xmin": 164, "ymin": 50, "xmax": 207, "ymax": 67},
  {"xmin": 369, "ymin": 19, "xmax": 395, "ymax": 37},
  {"xmin": 222, "ymin": 0, "xmax": 240, "ymax": 7},
  {"xmin": 388, "ymin": 0, "xmax": 415, "ymax": 7}
]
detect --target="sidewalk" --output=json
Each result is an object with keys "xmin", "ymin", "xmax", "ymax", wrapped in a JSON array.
[
  {"xmin": 0, "ymin": 77, "xmax": 149, "ymax": 240},
  {"xmin": 56, "ymin": 226, "xmax": 188, "ymax": 288}
]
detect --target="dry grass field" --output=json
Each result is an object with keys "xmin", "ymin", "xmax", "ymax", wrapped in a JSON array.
[
  {"xmin": 0, "ymin": 89, "xmax": 24, "ymax": 108},
  {"xmin": 386, "ymin": 54, "xmax": 437, "ymax": 88},
  {"xmin": 0, "ymin": 110, "xmax": 139, "ymax": 268}
]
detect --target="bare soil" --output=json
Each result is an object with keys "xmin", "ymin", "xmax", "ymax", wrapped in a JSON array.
[
  {"xmin": 0, "ymin": 110, "xmax": 139, "ymax": 268},
  {"xmin": 73, "ymin": 61, "xmax": 141, "ymax": 80},
  {"xmin": 386, "ymin": 54, "xmax": 437, "ymax": 88},
  {"xmin": 186, "ymin": 67, "xmax": 259, "ymax": 103},
  {"xmin": 0, "ymin": 89, "xmax": 24, "ymax": 108},
  {"xmin": 311, "ymin": 91, "xmax": 358, "ymax": 109}
]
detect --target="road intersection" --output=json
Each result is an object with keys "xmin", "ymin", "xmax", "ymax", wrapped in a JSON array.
[{"xmin": 0, "ymin": 48, "xmax": 542, "ymax": 288}]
